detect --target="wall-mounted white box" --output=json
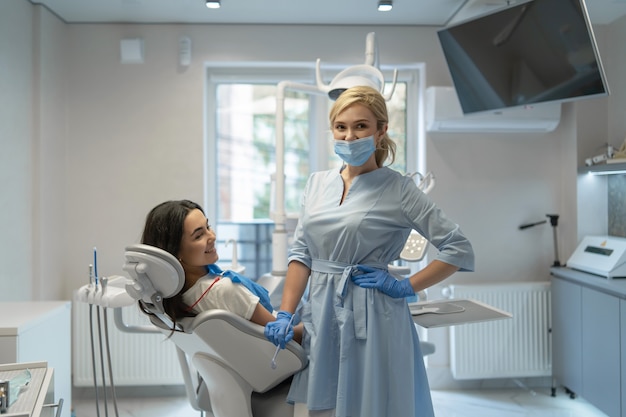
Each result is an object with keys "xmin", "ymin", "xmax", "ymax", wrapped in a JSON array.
[{"xmin": 120, "ymin": 38, "xmax": 144, "ymax": 64}]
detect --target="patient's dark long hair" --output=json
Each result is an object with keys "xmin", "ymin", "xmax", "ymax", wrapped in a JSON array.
[{"xmin": 140, "ymin": 199, "xmax": 203, "ymax": 332}]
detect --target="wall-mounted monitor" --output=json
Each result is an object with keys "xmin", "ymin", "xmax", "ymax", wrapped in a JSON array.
[{"xmin": 437, "ymin": 0, "xmax": 610, "ymax": 114}]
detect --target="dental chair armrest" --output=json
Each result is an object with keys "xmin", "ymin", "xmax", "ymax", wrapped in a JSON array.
[
  {"xmin": 188, "ymin": 309, "xmax": 307, "ymax": 360},
  {"xmin": 179, "ymin": 309, "xmax": 308, "ymax": 393}
]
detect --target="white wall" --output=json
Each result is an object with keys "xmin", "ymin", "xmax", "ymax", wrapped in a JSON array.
[
  {"xmin": 35, "ymin": 6, "xmax": 70, "ymax": 300},
  {"xmin": 0, "ymin": 1, "xmax": 68, "ymax": 300},
  {"xmin": 0, "ymin": 0, "xmax": 35, "ymax": 300},
  {"xmin": 607, "ymin": 15, "xmax": 626, "ymax": 147}
]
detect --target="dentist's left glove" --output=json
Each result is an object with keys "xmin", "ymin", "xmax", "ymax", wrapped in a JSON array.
[
  {"xmin": 352, "ymin": 265, "xmax": 415, "ymax": 298},
  {"xmin": 264, "ymin": 311, "xmax": 294, "ymax": 349}
]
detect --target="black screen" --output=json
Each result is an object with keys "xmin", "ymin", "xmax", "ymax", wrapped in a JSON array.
[
  {"xmin": 584, "ymin": 246, "xmax": 614, "ymax": 256},
  {"xmin": 437, "ymin": 0, "xmax": 609, "ymax": 114}
]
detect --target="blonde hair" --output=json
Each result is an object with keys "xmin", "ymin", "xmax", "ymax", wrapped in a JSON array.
[{"xmin": 329, "ymin": 85, "xmax": 396, "ymax": 167}]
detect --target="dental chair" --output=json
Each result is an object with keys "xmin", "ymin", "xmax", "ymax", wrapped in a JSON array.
[
  {"xmin": 388, "ymin": 230, "xmax": 436, "ymax": 357},
  {"xmin": 122, "ymin": 244, "xmax": 308, "ymax": 417}
]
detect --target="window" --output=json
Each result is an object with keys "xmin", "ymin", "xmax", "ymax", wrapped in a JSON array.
[
  {"xmin": 215, "ymin": 84, "xmax": 312, "ymax": 222},
  {"xmin": 205, "ymin": 64, "xmax": 423, "ymax": 277}
]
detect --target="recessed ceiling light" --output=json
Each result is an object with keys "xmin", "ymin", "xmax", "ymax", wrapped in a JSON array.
[{"xmin": 378, "ymin": 0, "xmax": 393, "ymax": 12}]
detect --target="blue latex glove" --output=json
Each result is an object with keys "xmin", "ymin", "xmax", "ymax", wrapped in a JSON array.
[
  {"xmin": 352, "ymin": 265, "xmax": 415, "ymax": 298},
  {"xmin": 264, "ymin": 311, "xmax": 295, "ymax": 349}
]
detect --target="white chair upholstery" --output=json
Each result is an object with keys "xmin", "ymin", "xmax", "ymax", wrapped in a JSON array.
[{"xmin": 123, "ymin": 244, "xmax": 307, "ymax": 417}]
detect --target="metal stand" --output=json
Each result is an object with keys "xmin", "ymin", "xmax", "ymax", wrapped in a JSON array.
[
  {"xmin": 547, "ymin": 214, "xmax": 561, "ymax": 267},
  {"xmin": 518, "ymin": 213, "xmax": 561, "ymax": 267}
]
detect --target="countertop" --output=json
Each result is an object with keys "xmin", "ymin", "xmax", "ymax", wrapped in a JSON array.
[
  {"xmin": 0, "ymin": 302, "xmax": 71, "ymax": 336},
  {"xmin": 550, "ymin": 266, "xmax": 626, "ymax": 299}
]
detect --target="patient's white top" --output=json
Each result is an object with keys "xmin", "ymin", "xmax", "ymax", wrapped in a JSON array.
[{"xmin": 181, "ymin": 274, "xmax": 260, "ymax": 320}]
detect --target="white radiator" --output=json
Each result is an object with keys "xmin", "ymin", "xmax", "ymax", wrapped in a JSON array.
[
  {"xmin": 72, "ymin": 300, "xmax": 183, "ymax": 387},
  {"xmin": 448, "ymin": 282, "xmax": 551, "ymax": 380}
]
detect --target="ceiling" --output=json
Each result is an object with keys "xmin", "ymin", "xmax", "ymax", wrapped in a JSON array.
[{"xmin": 30, "ymin": 0, "xmax": 626, "ymax": 26}]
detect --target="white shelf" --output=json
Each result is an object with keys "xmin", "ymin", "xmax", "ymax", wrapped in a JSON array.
[{"xmin": 579, "ymin": 161, "xmax": 626, "ymax": 175}]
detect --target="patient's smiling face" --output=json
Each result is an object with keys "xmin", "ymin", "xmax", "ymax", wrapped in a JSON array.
[{"xmin": 178, "ymin": 208, "xmax": 219, "ymax": 272}]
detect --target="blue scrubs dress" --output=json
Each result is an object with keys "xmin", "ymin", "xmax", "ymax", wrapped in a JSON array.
[{"xmin": 286, "ymin": 167, "xmax": 474, "ymax": 417}]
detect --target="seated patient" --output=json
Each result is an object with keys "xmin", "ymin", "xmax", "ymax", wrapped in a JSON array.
[{"xmin": 140, "ymin": 199, "xmax": 302, "ymax": 343}]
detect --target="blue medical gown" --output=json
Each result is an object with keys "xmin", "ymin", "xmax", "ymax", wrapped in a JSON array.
[{"xmin": 286, "ymin": 167, "xmax": 474, "ymax": 417}]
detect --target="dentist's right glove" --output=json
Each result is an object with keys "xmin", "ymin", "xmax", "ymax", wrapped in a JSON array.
[
  {"xmin": 264, "ymin": 311, "xmax": 294, "ymax": 349},
  {"xmin": 352, "ymin": 265, "xmax": 415, "ymax": 298}
]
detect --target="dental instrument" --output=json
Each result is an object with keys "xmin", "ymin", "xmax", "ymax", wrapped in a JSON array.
[
  {"xmin": 92, "ymin": 247, "xmax": 112, "ymax": 417},
  {"xmin": 94, "ymin": 288, "xmax": 108, "ymax": 417},
  {"xmin": 101, "ymin": 303, "xmax": 121, "ymax": 417},
  {"xmin": 270, "ymin": 313, "xmax": 296, "ymax": 369},
  {"xmin": 87, "ymin": 262, "xmax": 101, "ymax": 417},
  {"xmin": 94, "ymin": 247, "xmax": 99, "ymax": 287}
]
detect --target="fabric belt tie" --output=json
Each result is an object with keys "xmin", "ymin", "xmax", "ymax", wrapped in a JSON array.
[{"xmin": 310, "ymin": 258, "xmax": 387, "ymax": 340}]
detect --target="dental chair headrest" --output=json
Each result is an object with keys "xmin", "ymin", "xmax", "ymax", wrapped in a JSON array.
[{"xmin": 123, "ymin": 244, "xmax": 185, "ymax": 315}]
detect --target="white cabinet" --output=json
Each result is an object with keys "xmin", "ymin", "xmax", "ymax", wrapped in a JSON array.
[
  {"xmin": 622, "ymin": 299, "xmax": 626, "ymax": 417},
  {"xmin": 551, "ymin": 268, "xmax": 626, "ymax": 417},
  {"xmin": 581, "ymin": 287, "xmax": 621, "ymax": 417},
  {"xmin": 551, "ymin": 277, "xmax": 583, "ymax": 396},
  {"xmin": 0, "ymin": 302, "xmax": 71, "ymax": 417}
]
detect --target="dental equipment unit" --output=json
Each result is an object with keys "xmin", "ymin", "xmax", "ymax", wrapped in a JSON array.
[
  {"xmin": 566, "ymin": 235, "xmax": 626, "ymax": 279},
  {"xmin": 74, "ymin": 247, "xmax": 136, "ymax": 417}
]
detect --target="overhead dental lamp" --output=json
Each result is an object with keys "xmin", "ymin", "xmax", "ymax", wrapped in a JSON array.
[
  {"xmin": 206, "ymin": 0, "xmax": 220, "ymax": 9},
  {"xmin": 315, "ymin": 32, "xmax": 398, "ymax": 101},
  {"xmin": 324, "ymin": 65, "xmax": 386, "ymax": 100}
]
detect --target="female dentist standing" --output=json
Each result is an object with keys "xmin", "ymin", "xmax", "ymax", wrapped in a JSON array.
[{"xmin": 265, "ymin": 85, "xmax": 474, "ymax": 417}]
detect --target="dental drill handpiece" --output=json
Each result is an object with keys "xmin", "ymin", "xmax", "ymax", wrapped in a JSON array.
[
  {"xmin": 271, "ymin": 313, "xmax": 296, "ymax": 369},
  {"xmin": 84, "ymin": 264, "xmax": 96, "ymax": 304}
]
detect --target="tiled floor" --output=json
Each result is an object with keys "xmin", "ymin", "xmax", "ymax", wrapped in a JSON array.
[
  {"xmin": 71, "ymin": 386, "xmax": 609, "ymax": 417},
  {"xmin": 430, "ymin": 389, "xmax": 608, "ymax": 417}
]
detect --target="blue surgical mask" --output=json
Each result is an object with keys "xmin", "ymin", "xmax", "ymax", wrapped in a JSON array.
[{"xmin": 334, "ymin": 135, "xmax": 376, "ymax": 166}]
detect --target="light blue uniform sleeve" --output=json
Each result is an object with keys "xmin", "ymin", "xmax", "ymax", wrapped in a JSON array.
[
  {"xmin": 287, "ymin": 174, "xmax": 313, "ymax": 269},
  {"xmin": 400, "ymin": 177, "xmax": 475, "ymax": 271}
]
